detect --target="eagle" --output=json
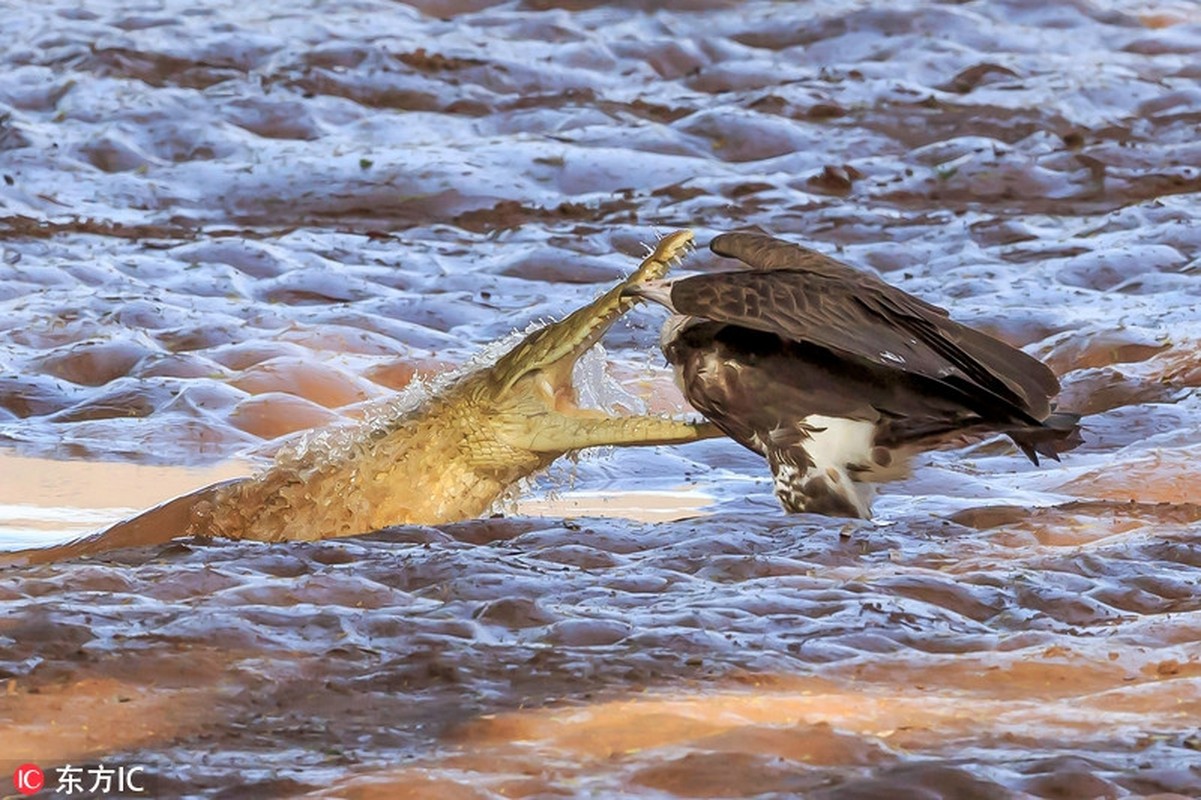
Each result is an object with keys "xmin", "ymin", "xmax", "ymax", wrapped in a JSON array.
[{"xmin": 627, "ymin": 232, "xmax": 1081, "ymax": 519}]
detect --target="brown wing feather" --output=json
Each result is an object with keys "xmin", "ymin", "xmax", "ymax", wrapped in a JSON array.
[
  {"xmin": 711, "ymin": 232, "xmax": 950, "ymax": 317},
  {"xmin": 700, "ymin": 232, "xmax": 1058, "ymax": 421}
]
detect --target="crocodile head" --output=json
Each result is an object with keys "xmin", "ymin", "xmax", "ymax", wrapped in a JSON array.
[{"xmin": 472, "ymin": 230, "xmax": 719, "ymax": 458}]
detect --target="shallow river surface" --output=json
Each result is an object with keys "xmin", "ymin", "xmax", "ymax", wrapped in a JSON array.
[{"xmin": 2, "ymin": 0, "xmax": 1201, "ymax": 797}]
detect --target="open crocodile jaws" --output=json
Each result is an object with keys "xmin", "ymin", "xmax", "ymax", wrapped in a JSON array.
[
  {"xmin": 206, "ymin": 229, "xmax": 714, "ymax": 541},
  {"xmin": 5, "ymin": 230, "xmax": 717, "ymax": 563}
]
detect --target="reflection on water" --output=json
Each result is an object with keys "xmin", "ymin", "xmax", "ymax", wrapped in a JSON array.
[{"xmin": 2, "ymin": 0, "xmax": 1200, "ymax": 796}]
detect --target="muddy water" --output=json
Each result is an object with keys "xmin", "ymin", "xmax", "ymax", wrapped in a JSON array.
[{"xmin": 2, "ymin": 0, "xmax": 1200, "ymax": 797}]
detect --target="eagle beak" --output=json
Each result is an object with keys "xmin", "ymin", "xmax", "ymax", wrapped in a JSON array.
[{"xmin": 621, "ymin": 279, "xmax": 676, "ymax": 311}]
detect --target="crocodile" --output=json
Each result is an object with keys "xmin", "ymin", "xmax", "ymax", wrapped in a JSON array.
[{"xmin": 5, "ymin": 231, "xmax": 719, "ymax": 565}]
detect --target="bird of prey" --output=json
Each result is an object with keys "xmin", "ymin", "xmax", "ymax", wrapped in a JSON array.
[{"xmin": 627, "ymin": 232, "xmax": 1081, "ymax": 519}]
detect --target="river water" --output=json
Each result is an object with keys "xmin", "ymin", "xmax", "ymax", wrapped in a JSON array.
[{"xmin": 1, "ymin": 0, "xmax": 1200, "ymax": 797}]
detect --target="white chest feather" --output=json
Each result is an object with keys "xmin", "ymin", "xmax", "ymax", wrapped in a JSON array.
[
  {"xmin": 801, "ymin": 414, "xmax": 876, "ymax": 474},
  {"xmin": 779, "ymin": 414, "xmax": 880, "ymax": 519}
]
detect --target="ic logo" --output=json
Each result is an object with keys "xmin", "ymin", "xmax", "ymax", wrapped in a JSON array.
[{"xmin": 13, "ymin": 764, "xmax": 44, "ymax": 796}]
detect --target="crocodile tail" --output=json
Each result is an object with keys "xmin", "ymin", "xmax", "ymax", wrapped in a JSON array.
[{"xmin": 0, "ymin": 478, "xmax": 241, "ymax": 567}]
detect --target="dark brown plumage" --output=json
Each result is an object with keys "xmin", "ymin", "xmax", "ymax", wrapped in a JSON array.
[{"xmin": 629, "ymin": 232, "xmax": 1081, "ymax": 518}]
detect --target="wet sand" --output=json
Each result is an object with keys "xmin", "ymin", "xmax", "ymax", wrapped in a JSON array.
[{"xmin": 2, "ymin": 0, "xmax": 1200, "ymax": 797}]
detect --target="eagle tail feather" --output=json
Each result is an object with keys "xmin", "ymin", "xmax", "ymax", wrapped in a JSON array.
[{"xmin": 1008, "ymin": 411, "xmax": 1083, "ymax": 465}]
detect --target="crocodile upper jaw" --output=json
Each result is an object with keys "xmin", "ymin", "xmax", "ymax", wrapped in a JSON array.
[{"xmin": 483, "ymin": 231, "xmax": 719, "ymax": 454}]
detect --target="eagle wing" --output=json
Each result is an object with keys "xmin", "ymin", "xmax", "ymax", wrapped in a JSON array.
[{"xmin": 672, "ymin": 232, "xmax": 1060, "ymax": 422}]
